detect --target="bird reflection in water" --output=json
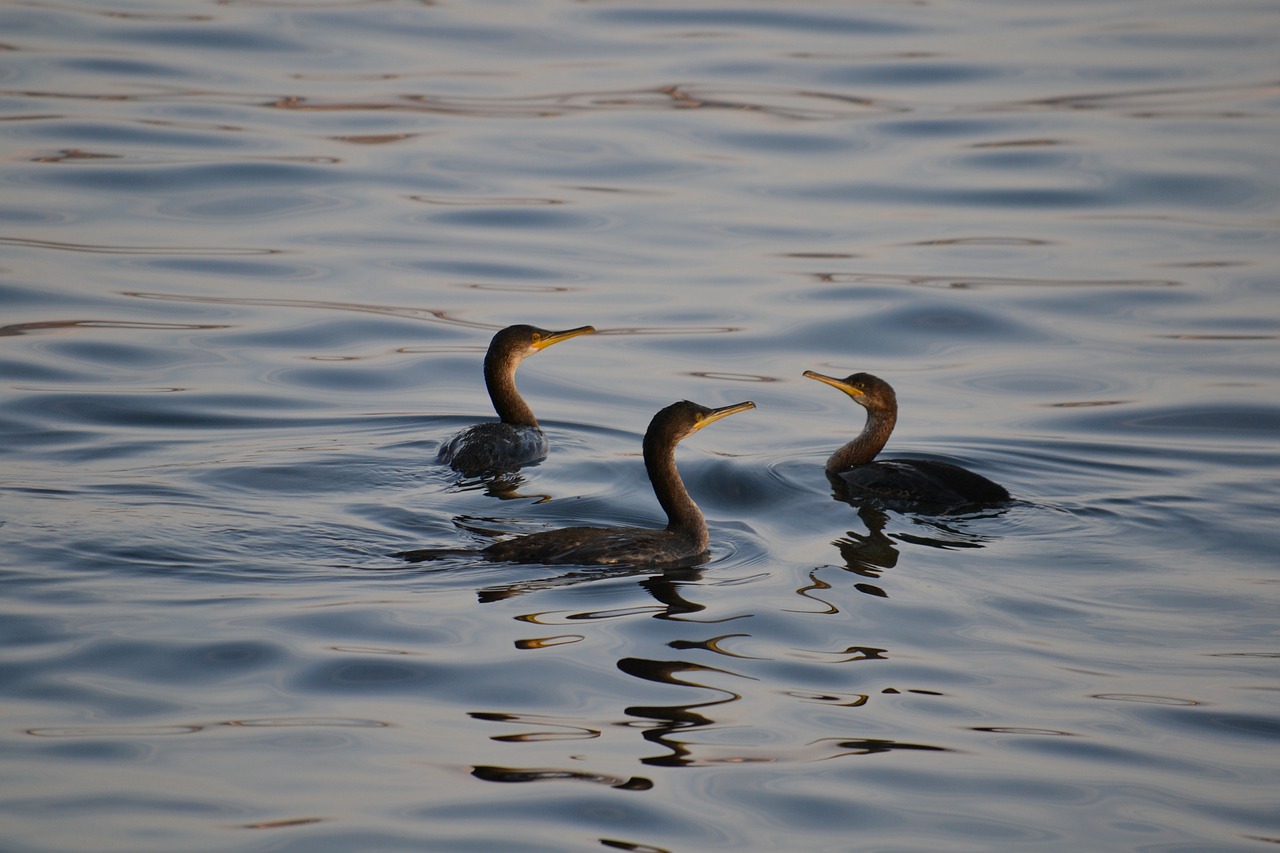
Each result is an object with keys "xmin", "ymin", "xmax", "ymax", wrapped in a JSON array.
[
  {"xmin": 469, "ymin": 764, "xmax": 652, "ymax": 790},
  {"xmin": 470, "ymin": 559, "xmax": 953, "ymax": 769},
  {"xmin": 827, "ymin": 502, "xmax": 1002, "ymax": 599},
  {"xmin": 448, "ymin": 470, "xmax": 552, "ymax": 503},
  {"xmin": 832, "ymin": 505, "xmax": 900, "ymax": 599},
  {"xmin": 478, "ymin": 563, "xmax": 711, "ymax": 613},
  {"xmin": 615, "ymin": 657, "xmax": 946, "ymax": 768}
]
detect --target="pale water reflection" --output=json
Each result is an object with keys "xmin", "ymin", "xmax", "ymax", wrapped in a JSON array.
[{"xmin": 2, "ymin": 0, "xmax": 1278, "ymax": 851}]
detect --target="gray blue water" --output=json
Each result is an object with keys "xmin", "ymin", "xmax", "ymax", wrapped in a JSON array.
[{"xmin": 2, "ymin": 1, "xmax": 1278, "ymax": 851}]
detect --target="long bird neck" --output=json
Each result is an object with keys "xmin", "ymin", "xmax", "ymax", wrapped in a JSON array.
[
  {"xmin": 484, "ymin": 352, "xmax": 537, "ymax": 427},
  {"xmin": 644, "ymin": 434, "xmax": 707, "ymax": 548},
  {"xmin": 828, "ymin": 406, "xmax": 896, "ymax": 472}
]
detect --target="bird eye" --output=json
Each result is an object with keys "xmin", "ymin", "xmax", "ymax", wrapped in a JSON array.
[{"xmin": 530, "ymin": 334, "xmax": 541, "ymax": 344}]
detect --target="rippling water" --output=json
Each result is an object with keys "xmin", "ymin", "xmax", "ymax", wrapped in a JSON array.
[{"xmin": 2, "ymin": 1, "xmax": 1278, "ymax": 851}]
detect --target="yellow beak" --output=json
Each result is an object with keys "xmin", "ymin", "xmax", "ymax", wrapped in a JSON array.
[
  {"xmin": 803, "ymin": 370, "xmax": 863, "ymax": 398},
  {"xmin": 695, "ymin": 400, "xmax": 756, "ymax": 430},
  {"xmin": 532, "ymin": 325, "xmax": 596, "ymax": 351}
]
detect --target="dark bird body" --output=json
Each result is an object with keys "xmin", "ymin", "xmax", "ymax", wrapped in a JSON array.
[
  {"xmin": 437, "ymin": 324, "xmax": 594, "ymax": 476},
  {"xmin": 803, "ymin": 370, "xmax": 1010, "ymax": 510},
  {"xmin": 401, "ymin": 399, "xmax": 755, "ymax": 568}
]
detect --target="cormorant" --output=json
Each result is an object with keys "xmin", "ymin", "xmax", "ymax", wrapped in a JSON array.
[
  {"xmin": 803, "ymin": 370, "xmax": 1009, "ymax": 510},
  {"xmin": 437, "ymin": 324, "xmax": 594, "ymax": 476},
  {"xmin": 400, "ymin": 399, "xmax": 755, "ymax": 567}
]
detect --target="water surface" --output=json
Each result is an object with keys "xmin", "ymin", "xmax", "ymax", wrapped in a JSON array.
[{"xmin": 2, "ymin": 0, "xmax": 1278, "ymax": 851}]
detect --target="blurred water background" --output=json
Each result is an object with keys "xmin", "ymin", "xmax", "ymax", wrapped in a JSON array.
[{"xmin": 1, "ymin": 0, "xmax": 1278, "ymax": 850}]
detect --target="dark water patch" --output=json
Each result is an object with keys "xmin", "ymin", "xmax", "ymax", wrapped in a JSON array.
[
  {"xmin": 115, "ymin": 26, "xmax": 307, "ymax": 54},
  {"xmin": 788, "ymin": 179, "xmax": 1106, "ymax": 211},
  {"xmin": 787, "ymin": 301, "xmax": 1054, "ymax": 360},
  {"xmin": 293, "ymin": 656, "xmax": 542, "ymax": 704},
  {"xmin": 714, "ymin": 781, "xmax": 902, "ymax": 837},
  {"xmin": 646, "ymin": 85, "xmax": 903, "ymax": 121},
  {"xmin": 407, "ymin": 194, "xmax": 568, "ymax": 209},
  {"xmin": 824, "ymin": 61, "xmax": 1004, "ymax": 87},
  {"xmin": 1120, "ymin": 169, "xmax": 1270, "ymax": 211},
  {"xmin": 36, "ymin": 161, "xmax": 338, "ymax": 193},
  {"xmin": 0, "ymin": 658, "xmax": 189, "ymax": 718},
  {"xmin": 1080, "ymin": 27, "xmax": 1276, "ymax": 53},
  {"xmin": 793, "ymin": 271, "xmax": 1181, "ymax": 292},
  {"xmin": 128, "ymin": 255, "xmax": 324, "ymax": 280},
  {"xmin": 0, "ymin": 357, "xmax": 92, "ymax": 383},
  {"xmin": 705, "ymin": 129, "xmax": 858, "ymax": 155},
  {"xmin": 3, "ymin": 790, "xmax": 246, "ymax": 826},
  {"xmin": 997, "ymin": 79, "xmax": 1280, "ymax": 119},
  {"xmin": 383, "ymin": 235, "xmax": 646, "ymax": 272},
  {"xmin": 15, "ymin": 738, "xmax": 154, "ymax": 764},
  {"xmin": 399, "ymin": 258, "xmax": 569, "ymax": 282},
  {"xmin": 960, "ymin": 371, "xmax": 1126, "ymax": 399},
  {"xmin": 956, "ymin": 147, "xmax": 1083, "ymax": 172},
  {"xmin": 121, "ymin": 290, "xmax": 475, "ymax": 330},
  {"xmin": 26, "ymin": 435, "xmax": 196, "ymax": 466},
  {"xmin": 1010, "ymin": 721, "xmax": 1266, "ymax": 786},
  {"xmin": 877, "ymin": 117, "xmax": 1027, "ymax": 140},
  {"xmin": 0, "ymin": 611, "xmax": 75, "ymax": 650},
  {"xmin": 211, "ymin": 316, "xmax": 428, "ymax": 352},
  {"xmin": 1145, "ymin": 706, "xmax": 1280, "ymax": 743},
  {"xmin": 781, "ymin": 165, "xmax": 1266, "ymax": 213},
  {"xmin": 227, "ymin": 717, "xmax": 391, "ymax": 730},
  {"xmin": 426, "ymin": 206, "xmax": 611, "ymax": 232},
  {"xmin": 9, "ymin": 391, "xmax": 321, "ymax": 430},
  {"xmin": 268, "ymin": 361, "xmax": 447, "ymax": 394},
  {"xmin": 409, "ymin": 789, "xmax": 735, "ymax": 847},
  {"xmin": 430, "ymin": 149, "xmax": 722, "ymax": 186},
  {"xmin": 59, "ymin": 57, "xmax": 194, "ymax": 79},
  {"xmin": 265, "ymin": 607, "xmax": 463, "ymax": 648},
  {"xmin": 593, "ymin": 7, "xmax": 923, "ymax": 36},
  {"xmin": 460, "ymin": 283, "xmax": 581, "ymax": 296},
  {"xmin": 40, "ymin": 338, "xmax": 203, "ymax": 372},
  {"xmin": 0, "ymin": 6, "xmax": 96, "ymax": 40},
  {"xmin": 712, "ymin": 221, "xmax": 839, "ymax": 242},
  {"xmin": 225, "ymin": 828, "xmax": 499, "ymax": 853},
  {"xmin": 157, "ymin": 187, "xmax": 354, "ymax": 221},
  {"xmin": 0, "ymin": 204, "xmax": 72, "ymax": 225},
  {"xmin": 0, "ymin": 420, "xmax": 101, "ymax": 455},
  {"xmin": 685, "ymin": 458, "xmax": 784, "ymax": 518},
  {"xmin": 0, "ymin": 236, "xmax": 278, "ymax": 257},
  {"xmin": 52, "ymin": 639, "xmax": 285, "ymax": 686},
  {"xmin": 300, "ymin": 9, "xmax": 557, "ymax": 51},
  {"xmin": 1037, "ymin": 401, "xmax": 1280, "ymax": 440},
  {"xmin": 81, "ymin": 481, "xmax": 212, "ymax": 505},
  {"xmin": 196, "ymin": 456, "xmax": 410, "ymax": 497}
]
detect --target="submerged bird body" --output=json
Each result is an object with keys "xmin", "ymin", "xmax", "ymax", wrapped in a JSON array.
[
  {"xmin": 436, "ymin": 422, "xmax": 547, "ymax": 479},
  {"xmin": 401, "ymin": 399, "xmax": 755, "ymax": 568},
  {"xmin": 833, "ymin": 457, "xmax": 1009, "ymax": 507},
  {"xmin": 437, "ymin": 324, "xmax": 594, "ymax": 476},
  {"xmin": 804, "ymin": 370, "xmax": 1010, "ymax": 510}
]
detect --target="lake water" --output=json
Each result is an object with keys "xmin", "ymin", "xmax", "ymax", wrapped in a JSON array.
[{"xmin": 2, "ymin": 0, "xmax": 1278, "ymax": 850}]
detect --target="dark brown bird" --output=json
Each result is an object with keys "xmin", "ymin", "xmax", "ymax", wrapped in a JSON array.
[
  {"xmin": 437, "ymin": 324, "xmax": 595, "ymax": 476},
  {"xmin": 804, "ymin": 370, "xmax": 1009, "ymax": 510}
]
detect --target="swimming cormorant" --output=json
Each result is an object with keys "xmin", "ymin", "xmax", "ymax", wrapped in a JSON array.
[
  {"xmin": 803, "ymin": 370, "xmax": 1010, "ymax": 509},
  {"xmin": 437, "ymin": 324, "xmax": 595, "ymax": 476},
  {"xmin": 400, "ymin": 399, "xmax": 755, "ymax": 567}
]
